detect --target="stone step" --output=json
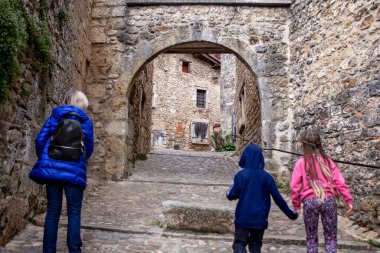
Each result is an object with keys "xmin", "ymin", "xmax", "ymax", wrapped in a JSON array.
[
  {"xmin": 31, "ymin": 219, "xmax": 374, "ymax": 251},
  {"xmin": 32, "ymin": 211, "xmax": 374, "ymax": 250},
  {"xmin": 163, "ymin": 200, "xmax": 234, "ymax": 233}
]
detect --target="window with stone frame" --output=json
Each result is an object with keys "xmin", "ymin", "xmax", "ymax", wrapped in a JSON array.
[
  {"xmin": 191, "ymin": 122, "xmax": 208, "ymax": 142},
  {"xmin": 182, "ymin": 61, "xmax": 190, "ymax": 73},
  {"xmin": 196, "ymin": 89, "xmax": 206, "ymax": 108}
]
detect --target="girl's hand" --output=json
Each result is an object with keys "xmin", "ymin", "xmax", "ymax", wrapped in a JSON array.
[{"xmin": 346, "ymin": 205, "xmax": 354, "ymax": 216}]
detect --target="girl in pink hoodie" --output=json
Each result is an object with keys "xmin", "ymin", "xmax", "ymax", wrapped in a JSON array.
[{"xmin": 290, "ymin": 129, "xmax": 353, "ymax": 253}]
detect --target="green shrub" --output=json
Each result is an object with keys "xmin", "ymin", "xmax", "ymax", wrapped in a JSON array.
[
  {"xmin": 0, "ymin": 0, "xmax": 52, "ymax": 102},
  {"xmin": 222, "ymin": 143, "xmax": 236, "ymax": 151},
  {"xmin": 21, "ymin": 83, "xmax": 30, "ymax": 96},
  {"xmin": 224, "ymin": 134, "xmax": 234, "ymax": 144},
  {"xmin": 39, "ymin": 0, "xmax": 49, "ymax": 21},
  {"xmin": 0, "ymin": 0, "xmax": 27, "ymax": 101},
  {"xmin": 26, "ymin": 16, "xmax": 52, "ymax": 71},
  {"xmin": 216, "ymin": 143, "xmax": 236, "ymax": 152},
  {"xmin": 368, "ymin": 239, "xmax": 380, "ymax": 248},
  {"xmin": 152, "ymin": 218, "xmax": 164, "ymax": 228},
  {"xmin": 58, "ymin": 8, "xmax": 69, "ymax": 25}
]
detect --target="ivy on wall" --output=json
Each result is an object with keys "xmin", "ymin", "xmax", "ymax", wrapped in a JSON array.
[
  {"xmin": 0, "ymin": 0, "xmax": 52, "ymax": 102},
  {"xmin": 0, "ymin": 0, "xmax": 27, "ymax": 101}
]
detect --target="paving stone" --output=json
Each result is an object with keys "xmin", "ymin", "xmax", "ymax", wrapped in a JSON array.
[{"xmin": 1, "ymin": 149, "xmax": 379, "ymax": 252}]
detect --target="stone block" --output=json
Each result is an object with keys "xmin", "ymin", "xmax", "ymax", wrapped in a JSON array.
[
  {"xmin": 92, "ymin": 7, "xmax": 111, "ymax": 18},
  {"xmin": 106, "ymin": 120, "xmax": 127, "ymax": 136},
  {"xmin": 368, "ymin": 80, "xmax": 380, "ymax": 97},
  {"xmin": 86, "ymin": 84, "xmax": 107, "ymax": 98},
  {"xmin": 162, "ymin": 200, "xmax": 234, "ymax": 233},
  {"xmin": 91, "ymin": 27, "xmax": 107, "ymax": 43},
  {"xmin": 112, "ymin": 6, "xmax": 127, "ymax": 17}
]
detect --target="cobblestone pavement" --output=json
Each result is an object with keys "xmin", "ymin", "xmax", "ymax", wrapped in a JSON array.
[{"xmin": 2, "ymin": 148, "xmax": 379, "ymax": 253}]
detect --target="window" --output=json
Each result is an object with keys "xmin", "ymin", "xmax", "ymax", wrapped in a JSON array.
[
  {"xmin": 196, "ymin": 89, "xmax": 206, "ymax": 108},
  {"xmin": 182, "ymin": 61, "xmax": 190, "ymax": 73},
  {"xmin": 191, "ymin": 122, "xmax": 208, "ymax": 142}
]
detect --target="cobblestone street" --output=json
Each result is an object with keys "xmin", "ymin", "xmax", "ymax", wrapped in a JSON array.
[{"xmin": 1, "ymin": 149, "xmax": 379, "ymax": 253}]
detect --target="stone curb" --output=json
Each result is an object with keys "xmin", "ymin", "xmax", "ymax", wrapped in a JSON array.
[
  {"xmin": 148, "ymin": 151, "xmax": 233, "ymax": 159},
  {"xmin": 31, "ymin": 218, "xmax": 373, "ymax": 250}
]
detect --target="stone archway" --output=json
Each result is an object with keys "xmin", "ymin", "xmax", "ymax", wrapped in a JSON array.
[{"xmin": 87, "ymin": 4, "xmax": 292, "ymax": 179}]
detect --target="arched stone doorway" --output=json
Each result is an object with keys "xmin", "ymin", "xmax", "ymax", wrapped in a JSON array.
[
  {"xmin": 87, "ymin": 4, "xmax": 292, "ymax": 180},
  {"xmin": 127, "ymin": 42, "xmax": 263, "ymax": 163}
]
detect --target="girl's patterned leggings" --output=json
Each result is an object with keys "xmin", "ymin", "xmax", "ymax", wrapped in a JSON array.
[{"xmin": 303, "ymin": 196, "xmax": 337, "ymax": 253}]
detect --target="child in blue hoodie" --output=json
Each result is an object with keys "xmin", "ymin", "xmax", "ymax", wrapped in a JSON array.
[{"xmin": 226, "ymin": 144, "xmax": 298, "ymax": 253}]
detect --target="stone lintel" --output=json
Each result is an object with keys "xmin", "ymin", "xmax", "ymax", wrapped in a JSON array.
[{"xmin": 126, "ymin": 0, "xmax": 292, "ymax": 7}]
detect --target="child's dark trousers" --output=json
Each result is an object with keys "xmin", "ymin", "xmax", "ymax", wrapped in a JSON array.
[{"xmin": 233, "ymin": 228, "xmax": 265, "ymax": 253}]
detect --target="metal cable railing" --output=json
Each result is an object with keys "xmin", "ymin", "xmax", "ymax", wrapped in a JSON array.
[
  {"xmin": 239, "ymin": 138, "xmax": 380, "ymax": 169},
  {"xmin": 262, "ymin": 147, "xmax": 380, "ymax": 169}
]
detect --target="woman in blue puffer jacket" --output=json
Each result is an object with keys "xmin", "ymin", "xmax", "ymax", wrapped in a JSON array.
[{"xmin": 29, "ymin": 90, "xmax": 94, "ymax": 253}]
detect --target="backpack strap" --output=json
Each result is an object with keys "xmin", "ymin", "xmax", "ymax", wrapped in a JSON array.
[{"xmin": 65, "ymin": 112, "xmax": 84, "ymax": 122}]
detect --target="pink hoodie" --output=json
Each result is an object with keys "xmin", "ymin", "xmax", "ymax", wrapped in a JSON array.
[{"xmin": 290, "ymin": 155, "xmax": 353, "ymax": 211}]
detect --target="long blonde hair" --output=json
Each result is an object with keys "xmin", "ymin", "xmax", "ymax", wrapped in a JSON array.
[{"xmin": 299, "ymin": 129, "xmax": 335, "ymax": 202}]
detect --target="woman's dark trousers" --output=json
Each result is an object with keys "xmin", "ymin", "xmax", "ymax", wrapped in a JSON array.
[{"xmin": 43, "ymin": 183, "xmax": 84, "ymax": 253}]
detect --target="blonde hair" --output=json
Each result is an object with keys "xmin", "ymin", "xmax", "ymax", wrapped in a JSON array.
[
  {"xmin": 65, "ymin": 90, "xmax": 89, "ymax": 110},
  {"xmin": 299, "ymin": 129, "xmax": 335, "ymax": 202}
]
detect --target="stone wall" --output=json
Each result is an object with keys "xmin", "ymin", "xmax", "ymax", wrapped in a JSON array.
[
  {"xmin": 234, "ymin": 58, "xmax": 262, "ymax": 154},
  {"xmin": 290, "ymin": 0, "xmax": 380, "ymax": 230},
  {"xmin": 126, "ymin": 62, "xmax": 154, "ymax": 173},
  {"xmin": 0, "ymin": 0, "xmax": 93, "ymax": 245},
  {"xmin": 86, "ymin": 0, "xmax": 129, "ymax": 180},
  {"xmin": 219, "ymin": 54, "xmax": 237, "ymax": 137},
  {"xmin": 151, "ymin": 54, "xmax": 221, "ymax": 151},
  {"xmin": 88, "ymin": 3, "xmax": 292, "ymax": 178}
]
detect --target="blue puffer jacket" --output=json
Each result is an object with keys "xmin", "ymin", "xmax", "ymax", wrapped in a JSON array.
[
  {"xmin": 29, "ymin": 105, "xmax": 94, "ymax": 188},
  {"xmin": 226, "ymin": 144, "xmax": 297, "ymax": 229}
]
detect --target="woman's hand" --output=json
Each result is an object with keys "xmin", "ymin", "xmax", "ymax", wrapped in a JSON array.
[{"xmin": 346, "ymin": 204, "xmax": 354, "ymax": 216}]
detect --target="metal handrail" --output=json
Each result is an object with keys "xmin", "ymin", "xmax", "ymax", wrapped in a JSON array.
[
  {"xmin": 262, "ymin": 147, "xmax": 380, "ymax": 169},
  {"xmin": 238, "ymin": 137, "xmax": 380, "ymax": 169}
]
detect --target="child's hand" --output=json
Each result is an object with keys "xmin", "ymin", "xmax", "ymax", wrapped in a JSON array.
[
  {"xmin": 346, "ymin": 205, "xmax": 354, "ymax": 216},
  {"xmin": 290, "ymin": 209, "xmax": 299, "ymax": 220}
]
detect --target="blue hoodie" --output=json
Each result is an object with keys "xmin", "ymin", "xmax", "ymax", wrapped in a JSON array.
[
  {"xmin": 226, "ymin": 144, "xmax": 297, "ymax": 229},
  {"xmin": 29, "ymin": 105, "xmax": 94, "ymax": 188}
]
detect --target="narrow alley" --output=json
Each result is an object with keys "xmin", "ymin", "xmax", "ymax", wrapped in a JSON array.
[{"xmin": 1, "ymin": 149, "xmax": 378, "ymax": 253}]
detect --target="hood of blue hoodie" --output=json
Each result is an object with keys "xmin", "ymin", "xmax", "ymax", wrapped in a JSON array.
[
  {"xmin": 52, "ymin": 105, "xmax": 89, "ymax": 121},
  {"xmin": 238, "ymin": 144, "xmax": 265, "ymax": 170}
]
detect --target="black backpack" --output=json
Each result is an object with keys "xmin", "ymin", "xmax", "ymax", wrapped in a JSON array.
[{"xmin": 48, "ymin": 113, "xmax": 84, "ymax": 161}]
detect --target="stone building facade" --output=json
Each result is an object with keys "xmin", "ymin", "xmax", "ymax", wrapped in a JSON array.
[
  {"xmin": 151, "ymin": 53, "xmax": 221, "ymax": 151},
  {"xmin": 219, "ymin": 54, "xmax": 237, "ymax": 137},
  {"xmin": 289, "ymin": 0, "xmax": 380, "ymax": 231},
  {"xmin": 0, "ymin": 0, "xmax": 93, "ymax": 245}
]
